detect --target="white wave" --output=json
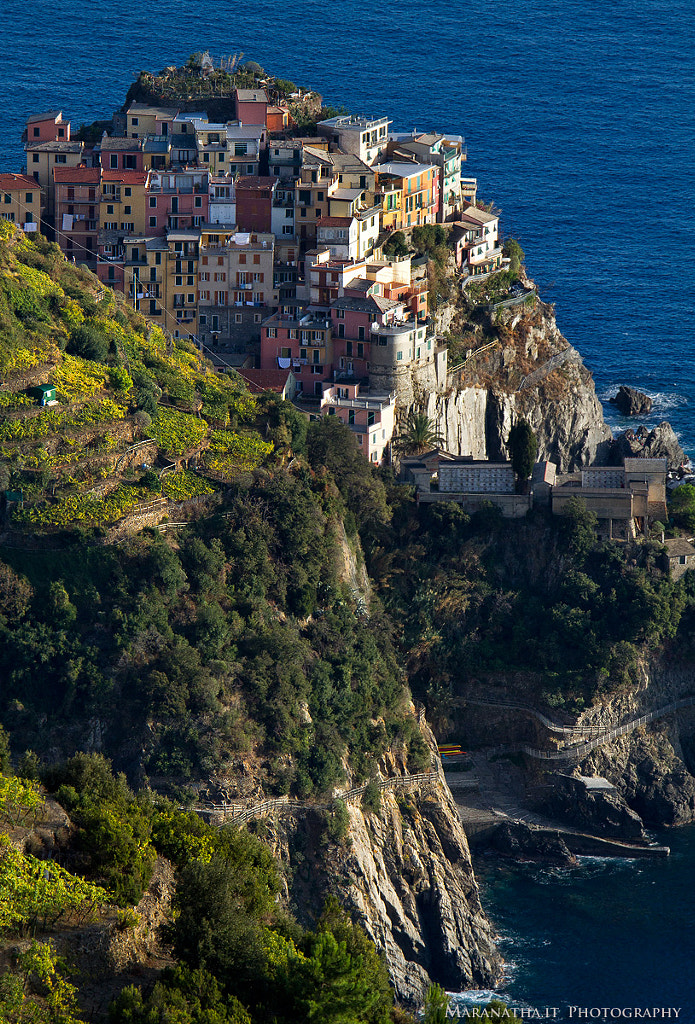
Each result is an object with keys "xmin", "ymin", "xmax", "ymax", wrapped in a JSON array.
[{"xmin": 597, "ymin": 385, "xmax": 689, "ymax": 413}]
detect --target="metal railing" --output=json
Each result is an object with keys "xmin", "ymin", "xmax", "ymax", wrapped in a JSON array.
[
  {"xmin": 520, "ymin": 697, "xmax": 695, "ymax": 762},
  {"xmin": 195, "ymin": 770, "xmax": 439, "ymax": 825}
]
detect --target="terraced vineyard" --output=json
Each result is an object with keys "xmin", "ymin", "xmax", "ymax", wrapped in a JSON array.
[{"xmin": 0, "ymin": 222, "xmax": 281, "ymax": 536}]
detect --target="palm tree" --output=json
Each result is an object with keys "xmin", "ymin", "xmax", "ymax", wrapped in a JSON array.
[{"xmin": 394, "ymin": 411, "xmax": 444, "ymax": 455}]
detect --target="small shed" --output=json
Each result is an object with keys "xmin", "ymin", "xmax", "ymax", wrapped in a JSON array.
[
  {"xmin": 28, "ymin": 384, "xmax": 57, "ymax": 406},
  {"xmin": 663, "ymin": 538, "xmax": 695, "ymax": 581}
]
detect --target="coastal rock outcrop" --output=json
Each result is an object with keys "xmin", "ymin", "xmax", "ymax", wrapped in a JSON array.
[
  {"xmin": 610, "ymin": 385, "xmax": 653, "ymax": 417},
  {"xmin": 610, "ymin": 422, "xmax": 687, "ymax": 471},
  {"xmin": 412, "ymin": 294, "xmax": 613, "ymax": 471}
]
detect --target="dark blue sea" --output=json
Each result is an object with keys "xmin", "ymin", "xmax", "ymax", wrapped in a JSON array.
[{"xmin": 4, "ymin": 0, "xmax": 695, "ymax": 1011}]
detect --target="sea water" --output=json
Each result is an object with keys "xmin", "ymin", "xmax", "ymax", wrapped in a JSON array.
[
  {"xmin": 3, "ymin": 0, "xmax": 695, "ymax": 1009},
  {"xmin": 467, "ymin": 828, "xmax": 695, "ymax": 1019}
]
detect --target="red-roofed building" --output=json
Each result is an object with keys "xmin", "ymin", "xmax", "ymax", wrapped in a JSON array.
[
  {"xmin": 235, "ymin": 176, "xmax": 278, "ymax": 233},
  {"xmin": 98, "ymin": 170, "xmax": 152, "ymax": 289},
  {"xmin": 97, "ymin": 135, "xmax": 144, "ymax": 172},
  {"xmin": 235, "ymin": 367, "xmax": 296, "ymax": 399},
  {"xmin": 0, "ymin": 173, "xmax": 43, "ymax": 233},
  {"xmin": 54, "ymin": 166, "xmax": 100, "ymax": 266}
]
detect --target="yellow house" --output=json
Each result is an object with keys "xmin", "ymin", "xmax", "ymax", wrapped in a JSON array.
[
  {"xmin": 164, "ymin": 229, "xmax": 201, "ymax": 340},
  {"xmin": 0, "ymin": 173, "xmax": 43, "ymax": 232},
  {"xmin": 126, "ymin": 103, "xmax": 180, "ymax": 139},
  {"xmin": 100, "ymin": 170, "xmax": 150, "ymax": 237},
  {"xmin": 25, "ymin": 141, "xmax": 84, "ymax": 219}
]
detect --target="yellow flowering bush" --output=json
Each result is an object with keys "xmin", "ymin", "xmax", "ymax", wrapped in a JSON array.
[
  {"xmin": 149, "ymin": 407, "xmax": 208, "ymax": 455},
  {"xmin": 53, "ymin": 354, "xmax": 108, "ymax": 402},
  {"xmin": 13, "ymin": 485, "xmax": 144, "ymax": 528},
  {"xmin": 203, "ymin": 430, "xmax": 273, "ymax": 478},
  {"xmin": 0, "ymin": 835, "xmax": 109, "ymax": 933},
  {"xmin": 161, "ymin": 470, "xmax": 215, "ymax": 501},
  {"xmin": 0, "ymin": 399, "xmax": 124, "ymax": 443}
]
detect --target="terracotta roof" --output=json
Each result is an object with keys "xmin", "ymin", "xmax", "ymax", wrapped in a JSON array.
[
  {"xmin": 235, "ymin": 175, "xmax": 277, "ymax": 190},
  {"xmin": 101, "ymin": 170, "xmax": 148, "ymax": 184},
  {"xmin": 99, "ymin": 136, "xmax": 143, "ymax": 151},
  {"xmin": 236, "ymin": 368, "xmax": 292, "ymax": 393},
  {"xmin": 53, "ymin": 167, "xmax": 100, "ymax": 183},
  {"xmin": 0, "ymin": 173, "xmax": 43, "ymax": 191},
  {"xmin": 318, "ymin": 217, "xmax": 353, "ymax": 227}
]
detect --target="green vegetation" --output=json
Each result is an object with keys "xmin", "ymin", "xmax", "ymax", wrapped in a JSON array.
[
  {"xmin": 669, "ymin": 483, "xmax": 695, "ymax": 532},
  {"xmin": 0, "ymin": 225, "xmax": 272, "ymax": 531},
  {"xmin": 507, "ymin": 418, "xmax": 538, "ymax": 485},
  {"xmin": 365, "ymin": 488, "xmax": 695, "ymax": 712},
  {"xmin": 503, "ymin": 237, "xmax": 525, "ymax": 275},
  {"xmin": 394, "ymin": 412, "xmax": 444, "ymax": 456}
]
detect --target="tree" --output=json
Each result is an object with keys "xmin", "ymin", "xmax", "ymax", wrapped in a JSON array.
[
  {"xmin": 503, "ymin": 237, "xmax": 525, "ymax": 275},
  {"xmin": 422, "ymin": 983, "xmax": 449, "ymax": 1024},
  {"xmin": 507, "ymin": 419, "xmax": 537, "ymax": 485},
  {"xmin": 383, "ymin": 231, "xmax": 408, "ymax": 258},
  {"xmin": 394, "ymin": 412, "xmax": 444, "ymax": 456},
  {"xmin": 669, "ymin": 483, "xmax": 695, "ymax": 532}
]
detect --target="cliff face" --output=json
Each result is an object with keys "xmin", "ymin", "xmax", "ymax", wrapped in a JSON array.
[
  {"xmin": 577, "ymin": 658, "xmax": 695, "ymax": 828},
  {"xmin": 406, "ymin": 293, "xmax": 613, "ymax": 472},
  {"xmin": 264, "ymin": 745, "xmax": 502, "ymax": 1006}
]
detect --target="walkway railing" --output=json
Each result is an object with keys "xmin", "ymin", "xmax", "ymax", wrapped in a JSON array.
[
  {"xmin": 520, "ymin": 696, "xmax": 695, "ymax": 762},
  {"xmin": 463, "ymin": 697, "xmax": 609, "ymax": 736},
  {"xmin": 195, "ymin": 770, "xmax": 440, "ymax": 825}
]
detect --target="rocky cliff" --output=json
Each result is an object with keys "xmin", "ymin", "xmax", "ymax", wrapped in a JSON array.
[
  {"xmin": 263, "ymin": 735, "xmax": 502, "ymax": 1007},
  {"xmin": 407, "ymin": 288, "xmax": 614, "ymax": 471},
  {"xmin": 574, "ymin": 657, "xmax": 695, "ymax": 829}
]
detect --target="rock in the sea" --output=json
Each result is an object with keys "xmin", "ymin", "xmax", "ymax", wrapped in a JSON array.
[
  {"xmin": 610, "ymin": 385, "xmax": 653, "ymax": 416},
  {"xmin": 489, "ymin": 820, "xmax": 576, "ymax": 865},
  {"xmin": 610, "ymin": 422, "xmax": 686, "ymax": 471}
]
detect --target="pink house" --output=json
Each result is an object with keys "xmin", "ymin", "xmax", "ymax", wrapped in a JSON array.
[
  {"xmin": 145, "ymin": 170, "xmax": 209, "ymax": 235},
  {"xmin": 260, "ymin": 305, "xmax": 333, "ymax": 396},
  {"xmin": 235, "ymin": 88, "xmax": 268, "ymax": 126},
  {"xmin": 25, "ymin": 111, "xmax": 70, "ymax": 144},
  {"xmin": 330, "ymin": 286, "xmax": 402, "ymax": 380}
]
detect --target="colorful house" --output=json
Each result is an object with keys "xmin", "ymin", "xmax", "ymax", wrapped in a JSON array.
[
  {"xmin": 260, "ymin": 305, "xmax": 333, "ymax": 396},
  {"xmin": 0, "ymin": 173, "xmax": 43, "ymax": 233},
  {"xmin": 235, "ymin": 88, "xmax": 268, "ymax": 126},
  {"xmin": 54, "ymin": 166, "xmax": 100, "ymax": 264},
  {"xmin": 317, "ymin": 115, "xmax": 391, "ymax": 165},
  {"xmin": 235, "ymin": 176, "xmax": 278, "ymax": 233},
  {"xmin": 376, "ymin": 162, "xmax": 439, "ymax": 228}
]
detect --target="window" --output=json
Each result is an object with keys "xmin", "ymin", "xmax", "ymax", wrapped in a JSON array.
[
  {"xmin": 235, "ymin": 313, "xmax": 242, "ymax": 323},
  {"xmin": 110, "ymin": 154, "xmax": 118, "ymax": 169},
  {"xmin": 58, "ymin": 128, "xmax": 65, "ymax": 138},
  {"xmin": 199, "ymin": 314, "xmax": 207, "ymax": 325},
  {"xmin": 217, "ymin": 256, "xmax": 224, "ymax": 265},
  {"xmin": 246, "ymin": 165, "xmax": 254, "ymax": 174},
  {"xmin": 124, "ymin": 205, "xmax": 131, "ymax": 215},
  {"xmin": 32, "ymin": 154, "xmax": 39, "ymax": 163},
  {"xmin": 338, "ymin": 324, "xmax": 345, "ymax": 339},
  {"xmin": 3, "ymin": 194, "xmax": 9, "ymax": 204},
  {"xmin": 357, "ymin": 342, "xmax": 364, "ymax": 358},
  {"xmin": 211, "ymin": 315, "xmax": 219, "ymax": 330},
  {"xmin": 132, "ymin": 117, "xmax": 139, "ymax": 126},
  {"xmin": 33, "ymin": 126, "xmax": 40, "ymax": 137},
  {"xmin": 358, "ymin": 326, "xmax": 365, "ymax": 340},
  {"xmin": 253, "ymin": 254, "xmax": 260, "ymax": 264},
  {"xmin": 55, "ymin": 154, "xmax": 67, "ymax": 164},
  {"xmin": 106, "ymin": 204, "xmax": 114, "ymax": 214},
  {"xmin": 254, "ymin": 313, "xmax": 262, "ymax": 323},
  {"xmin": 397, "ymin": 351, "xmax": 403, "ymax": 360},
  {"xmin": 155, "ymin": 253, "xmax": 161, "ymax": 265},
  {"xmin": 234, "ymin": 143, "xmax": 247, "ymax": 156},
  {"xmin": 176, "ymin": 276, "xmax": 183, "ymax": 286},
  {"xmin": 194, "ymin": 196, "xmax": 202, "ymax": 208},
  {"xmin": 149, "ymin": 216, "xmax": 157, "ymax": 227},
  {"xmin": 317, "ymin": 191, "xmax": 324, "ymax": 201},
  {"xmin": 346, "ymin": 341, "xmax": 353, "ymax": 355},
  {"xmin": 124, "ymin": 187, "xmax": 132, "ymax": 197},
  {"xmin": 203, "ymin": 153, "xmax": 210, "ymax": 163},
  {"xmin": 285, "ymin": 208, "xmax": 293, "ymax": 218},
  {"xmin": 267, "ymin": 328, "xmax": 276, "ymax": 338},
  {"xmin": 25, "ymin": 192, "xmax": 33, "ymax": 204},
  {"xmin": 187, "ymin": 293, "xmax": 195, "ymax": 303}
]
